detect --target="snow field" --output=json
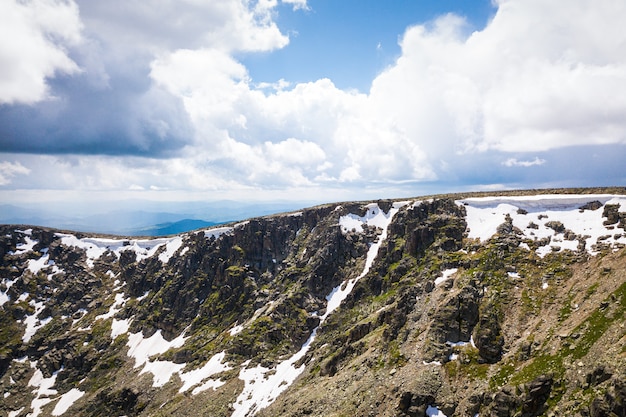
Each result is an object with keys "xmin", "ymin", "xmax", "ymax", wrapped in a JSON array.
[
  {"xmin": 56, "ymin": 233, "xmax": 191, "ymax": 268},
  {"xmin": 459, "ymin": 195, "xmax": 626, "ymax": 257}
]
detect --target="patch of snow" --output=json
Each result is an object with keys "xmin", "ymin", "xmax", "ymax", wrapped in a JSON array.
[
  {"xmin": 18, "ymin": 292, "xmax": 29, "ymax": 302},
  {"xmin": 71, "ymin": 309, "xmax": 88, "ymax": 325},
  {"xmin": 27, "ymin": 253, "xmax": 55, "ymax": 274},
  {"xmin": 192, "ymin": 379, "xmax": 226, "ymax": 395},
  {"xmin": 507, "ymin": 272, "xmax": 520, "ymax": 278},
  {"xmin": 338, "ymin": 202, "xmax": 398, "ymax": 234},
  {"xmin": 229, "ymin": 324, "xmax": 244, "ymax": 336},
  {"xmin": 325, "ymin": 202, "xmax": 407, "ymax": 321},
  {"xmin": 0, "ymin": 278, "xmax": 17, "ymax": 306},
  {"xmin": 0, "ymin": 291, "xmax": 9, "ymax": 307},
  {"xmin": 232, "ymin": 329, "xmax": 317, "ymax": 417},
  {"xmin": 231, "ymin": 202, "xmax": 408, "ymax": 417},
  {"xmin": 179, "ymin": 351, "xmax": 231, "ymax": 393},
  {"xmin": 56, "ymin": 233, "xmax": 184, "ymax": 268},
  {"xmin": 542, "ymin": 282, "xmax": 549, "ymax": 289},
  {"xmin": 435, "ymin": 268, "xmax": 458, "ymax": 286},
  {"xmin": 426, "ymin": 405, "xmax": 448, "ymax": 417},
  {"xmin": 9, "ymin": 408, "xmax": 25, "ymax": 417},
  {"xmin": 136, "ymin": 291, "xmax": 150, "ymax": 302},
  {"xmin": 204, "ymin": 226, "xmax": 234, "ymax": 240},
  {"xmin": 111, "ymin": 318, "xmax": 131, "ymax": 339},
  {"xmin": 289, "ymin": 211, "xmax": 303, "ymax": 217},
  {"xmin": 422, "ymin": 360, "xmax": 442, "ymax": 366},
  {"xmin": 158, "ymin": 237, "xmax": 183, "ymax": 264},
  {"xmin": 126, "ymin": 330, "xmax": 188, "ymax": 369},
  {"xmin": 95, "ymin": 293, "xmax": 128, "ymax": 321},
  {"xmin": 124, "ymin": 329, "xmax": 189, "ymax": 387},
  {"xmin": 140, "ymin": 360, "xmax": 186, "ymax": 388},
  {"xmin": 179, "ymin": 246, "xmax": 190, "ymax": 256},
  {"xmin": 22, "ymin": 301, "xmax": 50, "ymax": 343},
  {"xmin": 28, "ymin": 364, "xmax": 59, "ymax": 417},
  {"xmin": 12, "ymin": 233, "xmax": 37, "ymax": 255},
  {"xmin": 459, "ymin": 194, "xmax": 626, "ymax": 257},
  {"xmin": 51, "ymin": 388, "xmax": 84, "ymax": 416},
  {"xmin": 446, "ymin": 340, "xmax": 471, "ymax": 347},
  {"xmin": 121, "ymin": 330, "xmax": 231, "ymax": 390}
]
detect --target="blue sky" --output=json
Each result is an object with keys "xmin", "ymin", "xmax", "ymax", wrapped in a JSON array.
[
  {"xmin": 0, "ymin": 0, "xmax": 625, "ymax": 218},
  {"xmin": 242, "ymin": 0, "xmax": 496, "ymax": 91}
]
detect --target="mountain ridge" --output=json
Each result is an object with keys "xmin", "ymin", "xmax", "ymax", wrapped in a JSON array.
[{"xmin": 1, "ymin": 187, "xmax": 625, "ymax": 417}]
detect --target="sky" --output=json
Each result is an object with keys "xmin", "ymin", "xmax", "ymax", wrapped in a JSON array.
[{"xmin": 1, "ymin": 0, "xmax": 625, "ymax": 214}]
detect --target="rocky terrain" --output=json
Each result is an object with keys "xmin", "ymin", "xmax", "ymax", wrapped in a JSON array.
[{"xmin": 0, "ymin": 188, "xmax": 625, "ymax": 417}]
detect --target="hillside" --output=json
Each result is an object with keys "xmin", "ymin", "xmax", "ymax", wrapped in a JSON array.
[{"xmin": 0, "ymin": 189, "xmax": 625, "ymax": 417}]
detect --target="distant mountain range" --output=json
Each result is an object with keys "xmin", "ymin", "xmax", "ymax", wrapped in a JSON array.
[
  {"xmin": 0, "ymin": 200, "xmax": 311, "ymax": 236},
  {"xmin": 128, "ymin": 219, "xmax": 220, "ymax": 236}
]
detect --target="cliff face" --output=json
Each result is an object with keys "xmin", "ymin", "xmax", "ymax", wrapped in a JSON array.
[{"xmin": 0, "ymin": 191, "xmax": 625, "ymax": 417}]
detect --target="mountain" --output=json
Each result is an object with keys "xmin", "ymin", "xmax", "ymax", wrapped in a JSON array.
[
  {"xmin": 0, "ymin": 201, "xmax": 313, "ymax": 236},
  {"xmin": 0, "ymin": 188, "xmax": 625, "ymax": 417},
  {"xmin": 124, "ymin": 219, "xmax": 220, "ymax": 237}
]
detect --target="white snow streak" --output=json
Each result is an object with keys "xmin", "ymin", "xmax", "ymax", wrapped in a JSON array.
[
  {"xmin": 0, "ymin": 278, "xmax": 16, "ymax": 306},
  {"xmin": 158, "ymin": 237, "xmax": 183, "ymax": 264},
  {"xmin": 178, "ymin": 351, "xmax": 232, "ymax": 393},
  {"xmin": 435, "ymin": 268, "xmax": 458, "ymax": 286},
  {"xmin": 22, "ymin": 301, "xmax": 51, "ymax": 343},
  {"xmin": 204, "ymin": 226, "xmax": 234, "ymax": 240},
  {"xmin": 95, "ymin": 293, "xmax": 128, "ymax": 321},
  {"xmin": 324, "ymin": 202, "xmax": 407, "ymax": 321},
  {"xmin": 232, "ymin": 201, "xmax": 407, "ymax": 417},
  {"xmin": 27, "ymin": 363, "xmax": 59, "ymax": 417},
  {"xmin": 51, "ymin": 388, "xmax": 84, "ymax": 416}
]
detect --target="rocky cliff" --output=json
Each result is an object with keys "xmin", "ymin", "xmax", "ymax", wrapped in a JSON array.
[{"xmin": 0, "ymin": 189, "xmax": 625, "ymax": 417}]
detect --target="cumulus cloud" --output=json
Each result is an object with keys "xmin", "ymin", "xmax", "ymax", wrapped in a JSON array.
[
  {"xmin": 282, "ymin": 0, "xmax": 309, "ymax": 11},
  {"xmin": 0, "ymin": 0, "xmax": 82, "ymax": 104},
  {"xmin": 0, "ymin": 0, "xmax": 292, "ymax": 156}
]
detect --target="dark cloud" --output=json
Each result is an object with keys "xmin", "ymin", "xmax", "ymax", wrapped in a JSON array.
[{"xmin": 0, "ymin": 62, "xmax": 194, "ymax": 156}]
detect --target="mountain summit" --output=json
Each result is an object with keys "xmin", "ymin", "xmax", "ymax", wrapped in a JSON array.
[{"xmin": 1, "ymin": 189, "xmax": 625, "ymax": 417}]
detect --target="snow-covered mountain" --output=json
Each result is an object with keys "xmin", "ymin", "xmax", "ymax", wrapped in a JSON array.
[{"xmin": 1, "ymin": 189, "xmax": 625, "ymax": 417}]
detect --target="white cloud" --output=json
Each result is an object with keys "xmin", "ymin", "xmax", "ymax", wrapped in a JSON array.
[
  {"xmin": 0, "ymin": 0, "xmax": 83, "ymax": 104},
  {"xmin": 502, "ymin": 157, "xmax": 546, "ymax": 167},
  {"xmin": 282, "ymin": 0, "xmax": 309, "ymax": 11},
  {"xmin": 78, "ymin": 0, "xmax": 288, "ymax": 54},
  {"xmin": 0, "ymin": 161, "xmax": 30, "ymax": 185},
  {"xmin": 78, "ymin": 0, "xmax": 626, "ymax": 191},
  {"xmin": 369, "ymin": 1, "xmax": 626, "ymax": 158}
]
